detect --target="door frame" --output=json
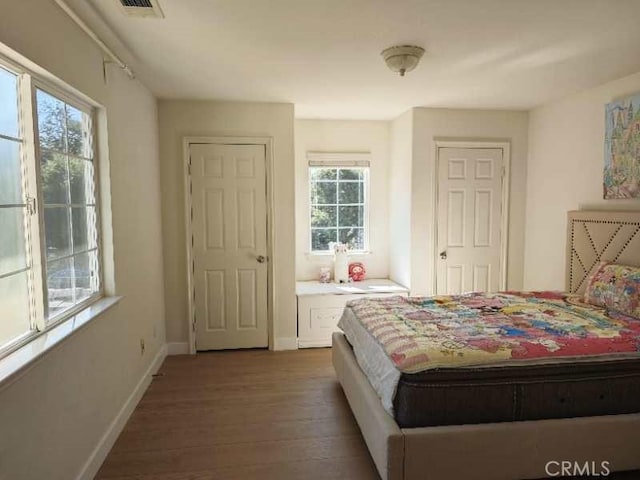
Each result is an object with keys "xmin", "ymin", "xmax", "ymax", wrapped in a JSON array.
[
  {"xmin": 183, "ymin": 136, "xmax": 275, "ymax": 354},
  {"xmin": 432, "ymin": 140, "xmax": 511, "ymax": 293}
]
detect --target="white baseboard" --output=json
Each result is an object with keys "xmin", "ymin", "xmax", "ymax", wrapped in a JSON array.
[
  {"xmin": 273, "ymin": 337, "xmax": 298, "ymax": 351},
  {"xmin": 76, "ymin": 344, "xmax": 167, "ymax": 480},
  {"xmin": 167, "ymin": 342, "xmax": 190, "ymax": 355},
  {"xmin": 298, "ymin": 339, "xmax": 331, "ymax": 348}
]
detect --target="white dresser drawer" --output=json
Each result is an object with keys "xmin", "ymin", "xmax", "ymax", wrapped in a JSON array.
[
  {"xmin": 296, "ymin": 279, "xmax": 408, "ymax": 348},
  {"xmin": 310, "ymin": 307, "xmax": 344, "ymax": 330}
]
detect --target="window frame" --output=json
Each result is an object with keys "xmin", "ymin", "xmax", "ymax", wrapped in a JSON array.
[
  {"xmin": 31, "ymin": 78, "xmax": 104, "ymax": 326},
  {"xmin": 0, "ymin": 55, "xmax": 104, "ymax": 359},
  {"xmin": 308, "ymin": 165, "xmax": 370, "ymax": 254},
  {"xmin": 0, "ymin": 58, "xmax": 42, "ymax": 353}
]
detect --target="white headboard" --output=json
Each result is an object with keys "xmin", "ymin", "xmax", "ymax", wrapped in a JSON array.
[{"xmin": 566, "ymin": 210, "xmax": 640, "ymax": 295}]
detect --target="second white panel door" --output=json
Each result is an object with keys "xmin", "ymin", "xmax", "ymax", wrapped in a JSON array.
[
  {"xmin": 436, "ymin": 147, "xmax": 504, "ymax": 295},
  {"xmin": 190, "ymin": 143, "xmax": 268, "ymax": 350}
]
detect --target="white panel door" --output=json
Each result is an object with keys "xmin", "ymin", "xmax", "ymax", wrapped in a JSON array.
[
  {"xmin": 436, "ymin": 147, "xmax": 504, "ymax": 294},
  {"xmin": 190, "ymin": 143, "xmax": 268, "ymax": 350}
]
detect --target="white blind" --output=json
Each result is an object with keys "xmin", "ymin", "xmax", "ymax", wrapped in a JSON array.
[{"xmin": 307, "ymin": 152, "xmax": 370, "ymax": 167}]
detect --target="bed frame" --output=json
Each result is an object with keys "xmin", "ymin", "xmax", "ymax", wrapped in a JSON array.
[
  {"xmin": 333, "ymin": 210, "xmax": 640, "ymax": 480},
  {"xmin": 566, "ymin": 210, "xmax": 640, "ymax": 295}
]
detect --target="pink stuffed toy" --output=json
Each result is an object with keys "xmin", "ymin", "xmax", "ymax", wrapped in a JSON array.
[{"xmin": 349, "ymin": 262, "xmax": 366, "ymax": 282}]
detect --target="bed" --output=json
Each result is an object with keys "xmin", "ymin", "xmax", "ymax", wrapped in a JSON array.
[{"xmin": 332, "ymin": 210, "xmax": 640, "ymax": 480}]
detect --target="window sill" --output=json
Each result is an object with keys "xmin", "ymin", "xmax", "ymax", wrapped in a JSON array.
[
  {"xmin": 0, "ymin": 296, "xmax": 122, "ymax": 389},
  {"xmin": 305, "ymin": 251, "xmax": 373, "ymax": 258}
]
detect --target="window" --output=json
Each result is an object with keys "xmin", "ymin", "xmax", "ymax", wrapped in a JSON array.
[
  {"xmin": 0, "ymin": 59, "xmax": 101, "ymax": 357},
  {"xmin": 309, "ymin": 163, "xmax": 369, "ymax": 252},
  {"xmin": 0, "ymin": 66, "xmax": 32, "ymax": 350},
  {"xmin": 36, "ymin": 89, "xmax": 100, "ymax": 320}
]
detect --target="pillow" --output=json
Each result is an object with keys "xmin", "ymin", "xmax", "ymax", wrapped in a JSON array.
[{"xmin": 584, "ymin": 262, "xmax": 640, "ymax": 319}]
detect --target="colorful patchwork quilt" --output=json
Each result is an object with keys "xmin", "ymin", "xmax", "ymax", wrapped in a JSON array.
[{"xmin": 345, "ymin": 292, "xmax": 640, "ymax": 374}]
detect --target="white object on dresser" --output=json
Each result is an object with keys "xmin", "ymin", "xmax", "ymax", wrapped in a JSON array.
[
  {"xmin": 333, "ymin": 244, "xmax": 350, "ymax": 283},
  {"xmin": 296, "ymin": 279, "xmax": 408, "ymax": 348}
]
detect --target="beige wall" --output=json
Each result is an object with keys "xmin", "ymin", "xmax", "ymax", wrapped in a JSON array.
[
  {"xmin": 524, "ymin": 71, "xmax": 640, "ymax": 290},
  {"xmin": 388, "ymin": 111, "xmax": 414, "ymax": 288},
  {"xmin": 0, "ymin": 0, "xmax": 165, "ymax": 479},
  {"xmin": 158, "ymin": 100, "xmax": 296, "ymax": 348},
  {"xmin": 390, "ymin": 108, "xmax": 529, "ymax": 295},
  {"xmin": 295, "ymin": 119, "xmax": 390, "ymax": 280}
]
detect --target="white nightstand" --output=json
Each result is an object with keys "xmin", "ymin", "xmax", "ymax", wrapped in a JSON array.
[{"xmin": 296, "ymin": 279, "xmax": 409, "ymax": 348}]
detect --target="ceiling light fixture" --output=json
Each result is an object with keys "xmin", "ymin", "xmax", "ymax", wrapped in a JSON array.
[{"xmin": 381, "ymin": 45, "xmax": 425, "ymax": 77}]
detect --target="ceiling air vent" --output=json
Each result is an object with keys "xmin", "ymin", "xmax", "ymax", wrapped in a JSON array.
[{"xmin": 118, "ymin": 0, "xmax": 164, "ymax": 18}]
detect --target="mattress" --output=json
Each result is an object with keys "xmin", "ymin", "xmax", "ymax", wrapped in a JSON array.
[{"xmin": 338, "ymin": 292, "xmax": 640, "ymax": 428}]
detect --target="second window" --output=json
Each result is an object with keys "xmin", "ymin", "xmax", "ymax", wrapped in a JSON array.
[{"xmin": 309, "ymin": 166, "xmax": 368, "ymax": 252}]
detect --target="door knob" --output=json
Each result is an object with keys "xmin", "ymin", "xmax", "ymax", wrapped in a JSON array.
[
  {"xmin": 256, "ymin": 255, "xmax": 267, "ymax": 263},
  {"xmin": 439, "ymin": 251, "xmax": 447, "ymax": 260}
]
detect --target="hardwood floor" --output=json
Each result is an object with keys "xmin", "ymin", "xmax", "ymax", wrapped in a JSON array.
[
  {"xmin": 96, "ymin": 348, "xmax": 379, "ymax": 479},
  {"xmin": 97, "ymin": 348, "xmax": 640, "ymax": 480}
]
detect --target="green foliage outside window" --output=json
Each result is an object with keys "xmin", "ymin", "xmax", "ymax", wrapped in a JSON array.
[
  {"xmin": 310, "ymin": 167, "xmax": 367, "ymax": 252},
  {"xmin": 36, "ymin": 89, "xmax": 98, "ymax": 318}
]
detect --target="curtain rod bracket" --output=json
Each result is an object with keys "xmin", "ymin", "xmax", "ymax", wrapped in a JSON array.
[
  {"xmin": 54, "ymin": 0, "xmax": 136, "ymax": 81},
  {"xmin": 103, "ymin": 58, "xmax": 135, "ymax": 83}
]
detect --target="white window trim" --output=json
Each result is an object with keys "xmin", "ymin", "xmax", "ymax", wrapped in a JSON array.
[
  {"xmin": 0, "ymin": 52, "xmax": 107, "ymax": 362},
  {"xmin": 307, "ymin": 151, "xmax": 371, "ymax": 255}
]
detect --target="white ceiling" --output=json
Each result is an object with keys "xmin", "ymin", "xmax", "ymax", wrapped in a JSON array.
[{"xmin": 84, "ymin": 0, "xmax": 640, "ymax": 119}]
